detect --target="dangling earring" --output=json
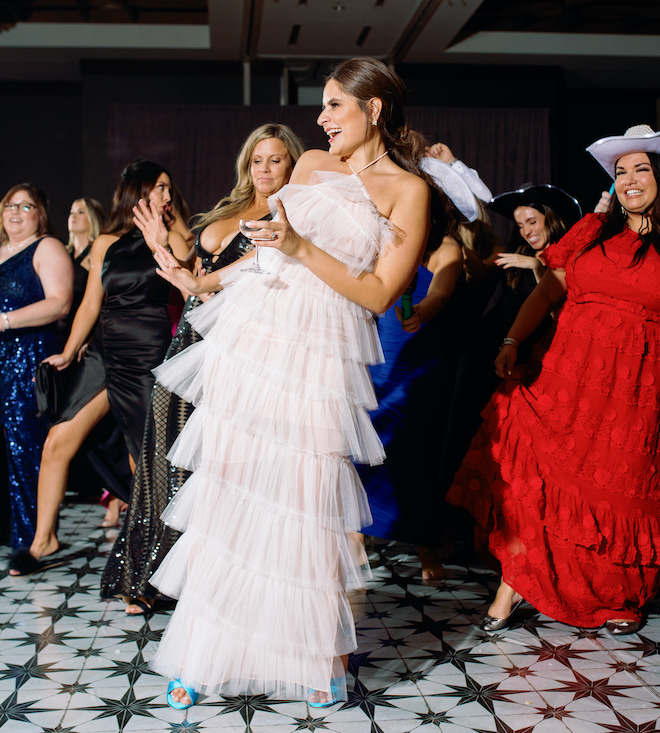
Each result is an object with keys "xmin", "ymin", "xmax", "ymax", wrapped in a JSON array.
[{"xmin": 621, "ymin": 204, "xmax": 628, "ymax": 219}]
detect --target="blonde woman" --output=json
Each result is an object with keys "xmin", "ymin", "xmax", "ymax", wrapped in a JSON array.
[{"xmin": 101, "ymin": 124, "xmax": 306, "ymax": 616}]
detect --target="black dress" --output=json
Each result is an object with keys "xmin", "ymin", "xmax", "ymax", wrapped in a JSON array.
[
  {"xmin": 57, "ymin": 243, "xmax": 131, "ymax": 500},
  {"xmin": 58, "ymin": 244, "xmax": 91, "ymax": 339},
  {"xmin": 100, "ymin": 227, "xmax": 254, "ymax": 601},
  {"xmin": 100, "ymin": 228, "xmax": 172, "ymax": 461},
  {"xmin": 54, "ymin": 228, "xmax": 170, "ymax": 503}
]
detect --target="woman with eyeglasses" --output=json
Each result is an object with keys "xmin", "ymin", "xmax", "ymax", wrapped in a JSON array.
[{"xmin": 0, "ymin": 184, "xmax": 73, "ymax": 571}]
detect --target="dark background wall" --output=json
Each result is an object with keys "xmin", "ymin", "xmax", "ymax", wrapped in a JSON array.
[{"xmin": 0, "ymin": 59, "xmax": 657, "ymax": 239}]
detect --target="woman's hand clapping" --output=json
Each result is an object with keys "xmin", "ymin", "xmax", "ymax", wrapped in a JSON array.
[
  {"xmin": 153, "ymin": 244, "xmax": 211, "ymax": 297},
  {"xmin": 133, "ymin": 199, "xmax": 169, "ymax": 249}
]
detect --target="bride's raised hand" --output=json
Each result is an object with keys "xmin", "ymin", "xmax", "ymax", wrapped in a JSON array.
[
  {"xmin": 153, "ymin": 243, "xmax": 203, "ymax": 295},
  {"xmin": 252, "ymin": 198, "xmax": 305, "ymax": 259},
  {"xmin": 133, "ymin": 199, "xmax": 169, "ymax": 249}
]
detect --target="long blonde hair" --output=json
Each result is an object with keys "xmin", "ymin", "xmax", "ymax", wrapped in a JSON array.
[
  {"xmin": 193, "ymin": 123, "xmax": 305, "ymax": 230},
  {"xmin": 67, "ymin": 198, "xmax": 105, "ymax": 251}
]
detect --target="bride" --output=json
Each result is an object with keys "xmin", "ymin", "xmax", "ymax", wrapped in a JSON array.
[{"xmin": 150, "ymin": 56, "xmax": 446, "ymax": 709}]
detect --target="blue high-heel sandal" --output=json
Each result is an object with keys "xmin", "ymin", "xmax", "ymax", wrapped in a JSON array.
[
  {"xmin": 167, "ymin": 679, "xmax": 199, "ymax": 710},
  {"xmin": 308, "ymin": 677, "xmax": 344, "ymax": 708}
]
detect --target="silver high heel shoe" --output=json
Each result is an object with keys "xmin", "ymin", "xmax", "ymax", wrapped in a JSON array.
[
  {"xmin": 604, "ymin": 619, "xmax": 641, "ymax": 635},
  {"xmin": 479, "ymin": 598, "xmax": 524, "ymax": 632}
]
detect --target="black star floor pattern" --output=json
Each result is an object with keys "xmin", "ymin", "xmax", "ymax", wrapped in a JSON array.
[{"xmin": 0, "ymin": 500, "xmax": 659, "ymax": 732}]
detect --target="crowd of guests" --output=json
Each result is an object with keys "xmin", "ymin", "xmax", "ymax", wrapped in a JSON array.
[{"xmin": 1, "ymin": 56, "xmax": 659, "ymax": 709}]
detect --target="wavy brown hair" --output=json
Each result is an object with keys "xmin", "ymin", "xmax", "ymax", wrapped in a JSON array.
[
  {"xmin": 104, "ymin": 159, "xmax": 172, "ymax": 236},
  {"xmin": 507, "ymin": 203, "xmax": 569, "ymax": 289},
  {"xmin": 326, "ymin": 57, "xmax": 449, "ymax": 255}
]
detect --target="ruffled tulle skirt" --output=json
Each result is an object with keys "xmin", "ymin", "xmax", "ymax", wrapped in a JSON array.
[{"xmin": 149, "ymin": 250, "xmax": 381, "ymax": 699}]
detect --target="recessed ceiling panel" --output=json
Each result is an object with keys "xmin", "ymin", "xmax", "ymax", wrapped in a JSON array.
[{"xmin": 257, "ymin": 0, "xmax": 426, "ymax": 59}]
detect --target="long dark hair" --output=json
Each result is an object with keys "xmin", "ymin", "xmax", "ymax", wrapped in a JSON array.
[
  {"xmin": 507, "ymin": 203, "xmax": 570, "ymax": 288},
  {"xmin": 326, "ymin": 57, "xmax": 449, "ymax": 255},
  {"xmin": 104, "ymin": 159, "xmax": 171, "ymax": 236},
  {"xmin": 577, "ymin": 152, "xmax": 660, "ymax": 266}
]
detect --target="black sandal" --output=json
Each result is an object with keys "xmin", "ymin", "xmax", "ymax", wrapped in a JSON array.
[
  {"xmin": 8, "ymin": 549, "xmax": 67, "ymax": 577},
  {"xmin": 125, "ymin": 598, "xmax": 153, "ymax": 616}
]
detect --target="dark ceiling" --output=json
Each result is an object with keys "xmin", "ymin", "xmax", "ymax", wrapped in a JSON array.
[{"xmin": 0, "ymin": 0, "xmax": 657, "ymax": 90}]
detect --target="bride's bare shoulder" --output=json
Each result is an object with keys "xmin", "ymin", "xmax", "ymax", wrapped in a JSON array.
[{"xmin": 290, "ymin": 150, "xmax": 336, "ymax": 184}]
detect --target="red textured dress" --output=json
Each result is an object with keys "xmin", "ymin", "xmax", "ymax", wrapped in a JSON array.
[{"xmin": 447, "ymin": 213, "xmax": 660, "ymax": 627}]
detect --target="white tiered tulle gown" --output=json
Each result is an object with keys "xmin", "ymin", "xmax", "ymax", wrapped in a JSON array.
[{"xmin": 149, "ymin": 170, "xmax": 394, "ymax": 701}]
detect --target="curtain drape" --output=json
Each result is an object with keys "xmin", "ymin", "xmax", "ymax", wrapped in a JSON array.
[{"xmin": 108, "ymin": 103, "xmax": 550, "ymax": 224}]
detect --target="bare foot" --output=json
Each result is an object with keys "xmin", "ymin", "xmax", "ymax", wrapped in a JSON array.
[
  {"xmin": 487, "ymin": 580, "xmax": 523, "ymax": 620},
  {"xmin": 418, "ymin": 546, "xmax": 446, "ymax": 581}
]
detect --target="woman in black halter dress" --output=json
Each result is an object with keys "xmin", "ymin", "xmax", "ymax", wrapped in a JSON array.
[{"xmin": 100, "ymin": 124, "xmax": 306, "ymax": 614}]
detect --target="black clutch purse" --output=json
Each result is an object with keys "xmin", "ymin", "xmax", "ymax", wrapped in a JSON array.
[{"xmin": 34, "ymin": 361, "xmax": 63, "ymax": 419}]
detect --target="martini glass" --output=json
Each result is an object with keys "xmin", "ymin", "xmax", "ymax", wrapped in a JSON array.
[{"xmin": 239, "ymin": 219, "xmax": 271, "ymax": 274}]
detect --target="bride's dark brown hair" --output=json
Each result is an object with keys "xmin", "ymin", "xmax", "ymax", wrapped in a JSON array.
[{"xmin": 326, "ymin": 57, "xmax": 450, "ymax": 254}]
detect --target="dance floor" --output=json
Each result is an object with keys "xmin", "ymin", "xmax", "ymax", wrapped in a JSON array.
[{"xmin": 0, "ymin": 499, "xmax": 659, "ymax": 733}]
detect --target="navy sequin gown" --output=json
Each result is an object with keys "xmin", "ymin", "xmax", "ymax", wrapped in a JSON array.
[{"xmin": 0, "ymin": 239, "xmax": 61, "ymax": 551}]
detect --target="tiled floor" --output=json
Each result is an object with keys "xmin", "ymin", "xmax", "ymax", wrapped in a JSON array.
[{"xmin": 0, "ymin": 500, "xmax": 659, "ymax": 733}]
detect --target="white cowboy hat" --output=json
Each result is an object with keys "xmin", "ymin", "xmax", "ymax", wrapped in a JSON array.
[
  {"xmin": 421, "ymin": 157, "xmax": 479, "ymax": 222},
  {"xmin": 586, "ymin": 124, "xmax": 660, "ymax": 178},
  {"xmin": 488, "ymin": 183, "xmax": 582, "ymax": 227}
]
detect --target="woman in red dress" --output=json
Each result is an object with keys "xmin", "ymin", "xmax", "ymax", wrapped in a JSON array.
[{"xmin": 447, "ymin": 125, "xmax": 660, "ymax": 635}]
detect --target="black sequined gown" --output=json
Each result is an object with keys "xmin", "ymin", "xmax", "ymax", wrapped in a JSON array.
[{"xmin": 100, "ymin": 228, "xmax": 254, "ymax": 601}]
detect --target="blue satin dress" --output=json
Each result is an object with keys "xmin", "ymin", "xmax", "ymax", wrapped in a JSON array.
[{"xmin": 0, "ymin": 239, "xmax": 60, "ymax": 551}]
